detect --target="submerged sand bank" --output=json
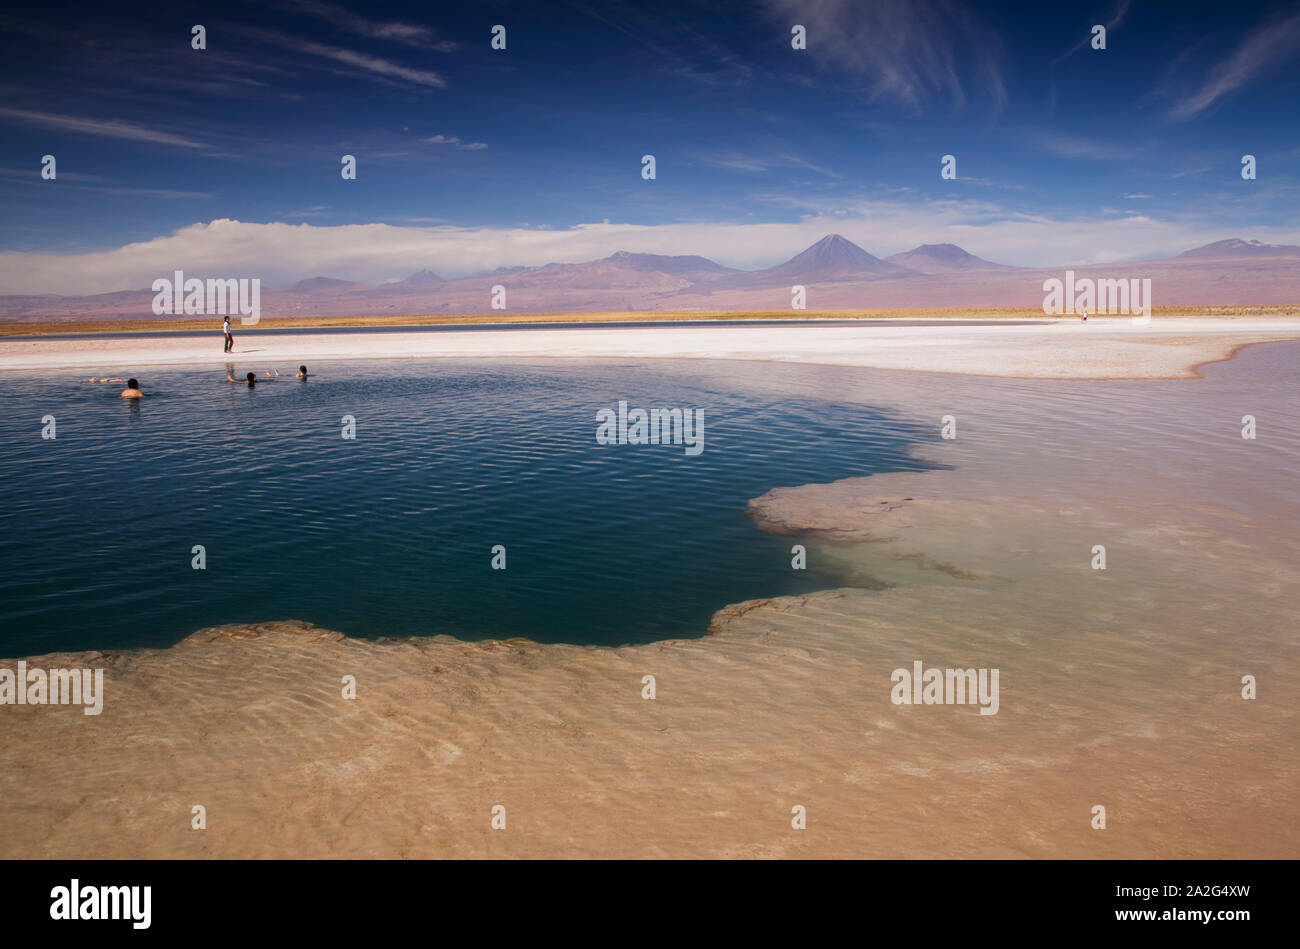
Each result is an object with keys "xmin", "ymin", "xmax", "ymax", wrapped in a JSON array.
[
  {"xmin": 1, "ymin": 561, "xmax": 1291, "ymax": 859},
  {"xmin": 3, "ymin": 316, "xmax": 1300, "ymax": 379}
]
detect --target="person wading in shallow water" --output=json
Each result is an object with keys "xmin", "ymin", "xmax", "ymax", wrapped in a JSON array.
[{"xmin": 120, "ymin": 378, "xmax": 143, "ymax": 398}]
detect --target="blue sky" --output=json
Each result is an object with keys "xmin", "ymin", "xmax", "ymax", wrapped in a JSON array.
[{"xmin": 1, "ymin": 0, "xmax": 1298, "ymax": 292}]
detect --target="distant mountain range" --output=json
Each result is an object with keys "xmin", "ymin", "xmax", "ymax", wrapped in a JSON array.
[
  {"xmin": 2, "ymin": 234, "xmax": 1298, "ymax": 321},
  {"xmin": 601, "ymin": 250, "xmax": 736, "ymax": 274},
  {"xmin": 397, "ymin": 269, "xmax": 445, "ymax": 285},
  {"xmin": 292, "ymin": 276, "xmax": 361, "ymax": 291},
  {"xmin": 1176, "ymin": 238, "xmax": 1300, "ymax": 259},
  {"xmin": 885, "ymin": 242, "xmax": 1012, "ymax": 273}
]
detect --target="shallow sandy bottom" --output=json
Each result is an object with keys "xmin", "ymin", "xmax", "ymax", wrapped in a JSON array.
[
  {"xmin": 1, "ymin": 578, "xmax": 1293, "ymax": 858},
  {"xmin": 3, "ymin": 316, "xmax": 1300, "ymax": 379},
  {"xmin": 1, "ymin": 343, "xmax": 1296, "ymax": 859}
]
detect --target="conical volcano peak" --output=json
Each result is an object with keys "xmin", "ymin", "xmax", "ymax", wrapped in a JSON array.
[{"xmin": 763, "ymin": 234, "xmax": 900, "ymax": 278}]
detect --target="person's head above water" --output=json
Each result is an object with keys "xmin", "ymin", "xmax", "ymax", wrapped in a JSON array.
[
  {"xmin": 120, "ymin": 378, "xmax": 142, "ymax": 398},
  {"xmin": 127, "ymin": 378, "xmax": 138, "ymax": 389},
  {"xmin": 246, "ymin": 371, "xmax": 256, "ymax": 386},
  {"xmin": 297, "ymin": 365, "xmax": 308, "ymax": 378}
]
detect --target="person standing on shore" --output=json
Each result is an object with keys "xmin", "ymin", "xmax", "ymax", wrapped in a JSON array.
[{"xmin": 223, "ymin": 316, "xmax": 233, "ymax": 353}]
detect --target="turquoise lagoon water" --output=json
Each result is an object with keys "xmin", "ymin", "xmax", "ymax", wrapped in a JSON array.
[{"xmin": 0, "ymin": 359, "xmax": 936, "ymax": 653}]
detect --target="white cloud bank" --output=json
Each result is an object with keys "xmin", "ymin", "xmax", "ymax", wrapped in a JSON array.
[{"xmin": 2, "ymin": 207, "xmax": 1297, "ymax": 295}]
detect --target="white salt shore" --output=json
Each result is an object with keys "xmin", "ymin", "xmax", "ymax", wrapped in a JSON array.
[{"xmin": 3, "ymin": 316, "xmax": 1300, "ymax": 379}]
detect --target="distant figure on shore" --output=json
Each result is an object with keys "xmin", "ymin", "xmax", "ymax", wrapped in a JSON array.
[
  {"xmin": 297, "ymin": 365, "xmax": 308, "ymax": 380},
  {"xmin": 223, "ymin": 316, "xmax": 233, "ymax": 353},
  {"xmin": 120, "ymin": 378, "xmax": 143, "ymax": 398}
]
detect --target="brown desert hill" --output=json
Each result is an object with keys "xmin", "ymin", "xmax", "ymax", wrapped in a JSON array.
[
  {"xmin": 513, "ymin": 250, "xmax": 734, "ymax": 282},
  {"xmin": 600, "ymin": 250, "xmax": 737, "ymax": 274},
  {"xmin": 885, "ymin": 243, "xmax": 1013, "ymax": 273},
  {"xmin": 1176, "ymin": 238, "xmax": 1300, "ymax": 259},
  {"xmin": 443, "ymin": 250, "xmax": 738, "ymax": 299},
  {"xmin": 0, "ymin": 288, "xmax": 158, "ymax": 321},
  {"xmin": 289, "ymin": 276, "xmax": 366, "ymax": 291}
]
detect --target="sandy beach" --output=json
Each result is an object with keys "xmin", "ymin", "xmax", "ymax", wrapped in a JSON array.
[{"xmin": 3, "ymin": 316, "xmax": 1300, "ymax": 379}]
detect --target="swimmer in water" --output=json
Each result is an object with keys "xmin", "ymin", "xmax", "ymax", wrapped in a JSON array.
[
  {"xmin": 120, "ymin": 378, "xmax": 143, "ymax": 398},
  {"xmin": 227, "ymin": 368, "xmax": 279, "ymax": 385},
  {"xmin": 296, "ymin": 365, "xmax": 308, "ymax": 380}
]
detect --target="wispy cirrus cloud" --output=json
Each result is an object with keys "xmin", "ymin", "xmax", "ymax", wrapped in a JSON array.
[
  {"xmin": 1167, "ymin": 9, "xmax": 1300, "ymax": 120},
  {"xmin": 0, "ymin": 107, "xmax": 204, "ymax": 147},
  {"xmin": 279, "ymin": 0, "xmax": 457, "ymax": 51},
  {"xmin": 701, "ymin": 155, "xmax": 769, "ymax": 172},
  {"xmin": 80, "ymin": 186, "xmax": 212, "ymax": 199},
  {"xmin": 0, "ymin": 165, "xmax": 210, "ymax": 198},
  {"xmin": 762, "ymin": 0, "xmax": 1006, "ymax": 113},
  {"xmin": 281, "ymin": 205, "xmax": 331, "ymax": 218},
  {"xmin": 425, "ymin": 135, "xmax": 488, "ymax": 150},
  {"xmin": 568, "ymin": 1, "xmax": 755, "ymax": 86},
  {"xmin": 244, "ymin": 28, "xmax": 447, "ymax": 87},
  {"xmin": 1034, "ymin": 133, "xmax": 1141, "ymax": 162},
  {"xmin": 961, "ymin": 177, "xmax": 1029, "ymax": 191},
  {"xmin": 1052, "ymin": 0, "xmax": 1132, "ymax": 63},
  {"xmin": 695, "ymin": 152, "xmax": 841, "ymax": 179},
  {"xmin": 292, "ymin": 38, "xmax": 447, "ymax": 87},
  {"xmin": 0, "ymin": 166, "xmax": 102, "ymax": 182}
]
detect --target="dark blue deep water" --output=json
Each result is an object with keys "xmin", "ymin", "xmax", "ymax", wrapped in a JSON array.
[{"xmin": 0, "ymin": 359, "xmax": 933, "ymax": 653}]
